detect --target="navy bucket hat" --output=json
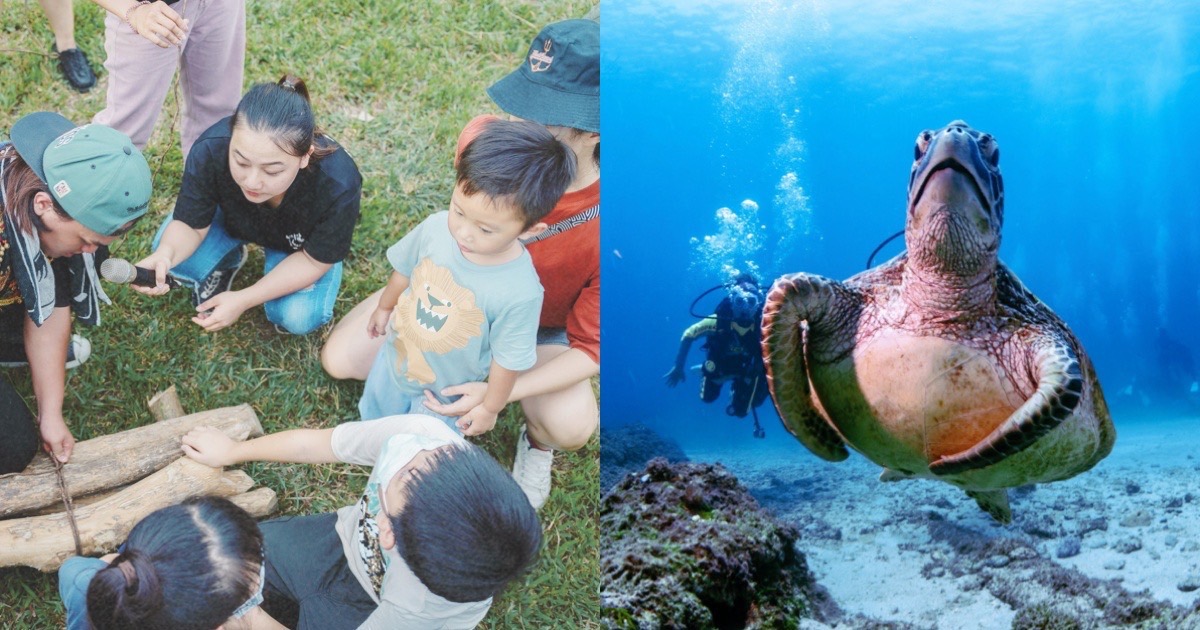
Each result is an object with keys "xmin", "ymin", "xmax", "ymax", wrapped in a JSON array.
[{"xmin": 487, "ymin": 19, "xmax": 599, "ymax": 133}]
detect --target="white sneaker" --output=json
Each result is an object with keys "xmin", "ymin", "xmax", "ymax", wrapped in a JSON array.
[
  {"xmin": 65, "ymin": 334, "xmax": 91, "ymax": 369},
  {"xmin": 511, "ymin": 427, "xmax": 554, "ymax": 510},
  {"xmin": 0, "ymin": 334, "xmax": 90, "ymax": 369}
]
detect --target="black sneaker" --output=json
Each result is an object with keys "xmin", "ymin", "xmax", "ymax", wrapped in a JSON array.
[
  {"xmin": 190, "ymin": 246, "xmax": 248, "ymax": 308},
  {"xmin": 53, "ymin": 45, "xmax": 97, "ymax": 92}
]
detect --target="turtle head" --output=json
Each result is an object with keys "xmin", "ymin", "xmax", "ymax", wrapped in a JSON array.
[{"xmin": 906, "ymin": 120, "xmax": 1004, "ymax": 279}]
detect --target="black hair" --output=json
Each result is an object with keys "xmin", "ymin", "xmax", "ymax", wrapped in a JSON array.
[
  {"xmin": 86, "ymin": 495, "xmax": 263, "ymax": 630},
  {"xmin": 391, "ymin": 444, "xmax": 542, "ymax": 603},
  {"xmin": 568, "ymin": 126, "xmax": 600, "ymax": 168},
  {"xmin": 456, "ymin": 119, "xmax": 576, "ymax": 228},
  {"xmin": 231, "ymin": 74, "xmax": 337, "ymax": 164}
]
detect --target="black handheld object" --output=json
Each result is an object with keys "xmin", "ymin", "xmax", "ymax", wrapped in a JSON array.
[{"xmin": 99, "ymin": 258, "xmax": 178, "ymax": 288}]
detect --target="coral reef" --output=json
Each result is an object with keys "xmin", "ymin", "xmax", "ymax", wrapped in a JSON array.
[{"xmin": 600, "ymin": 458, "xmax": 838, "ymax": 629}]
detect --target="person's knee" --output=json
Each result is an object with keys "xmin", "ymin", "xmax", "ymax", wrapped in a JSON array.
[
  {"xmin": 523, "ymin": 392, "xmax": 597, "ymax": 451},
  {"xmin": 319, "ymin": 342, "xmax": 352, "ymax": 379},
  {"xmin": 266, "ymin": 296, "xmax": 330, "ymax": 335}
]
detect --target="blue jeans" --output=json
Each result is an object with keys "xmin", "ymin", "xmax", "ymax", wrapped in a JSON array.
[
  {"xmin": 155, "ymin": 210, "xmax": 342, "ymax": 334},
  {"xmin": 59, "ymin": 556, "xmax": 107, "ymax": 630}
]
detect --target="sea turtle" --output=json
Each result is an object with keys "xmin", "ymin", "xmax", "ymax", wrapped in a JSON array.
[{"xmin": 761, "ymin": 120, "xmax": 1115, "ymax": 523}]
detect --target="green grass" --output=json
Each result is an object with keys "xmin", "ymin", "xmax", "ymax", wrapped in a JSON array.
[{"xmin": 0, "ymin": 1, "xmax": 598, "ymax": 627}]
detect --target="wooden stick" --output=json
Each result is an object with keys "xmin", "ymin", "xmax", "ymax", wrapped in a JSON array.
[
  {"xmin": 229, "ymin": 487, "xmax": 279, "ymax": 518},
  {"xmin": 0, "ymin": 405, "xmax": 261, "ymax": 518},
  {"xmin": 0, "ymin": 458, "xmax": 253, "ymax": 572},
  {"xmin": 148, "ymin": 385, "xmax": 186, "ymax": 421}
]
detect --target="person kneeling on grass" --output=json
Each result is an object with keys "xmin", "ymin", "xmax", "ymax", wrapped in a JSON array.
[
  {"xmin": 181, "ymin": 414, "xmax": 542, "ymax": 629},
  {"xmin": 58, "ymin": 495, "xmax": 278, "ymax": 630},
  {"xmin": 132, "ymin": 75, "xmax": 362, "ymax": 335},
  {"xmin": 0, "ymin": 112, "xmax": 151, "ymax": 468}
]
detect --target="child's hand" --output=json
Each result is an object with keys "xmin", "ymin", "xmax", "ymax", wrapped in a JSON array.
[
  {"xmin": 456, "ymin": 404, "xmax": 498, "ymax": 437},
  {"xmin": 367, "ymin": 307, "xmax": 393, "ymax": 339},
  {"xmin": 181, "ymin": 426, "xmax": 238, "ymax": 467}
]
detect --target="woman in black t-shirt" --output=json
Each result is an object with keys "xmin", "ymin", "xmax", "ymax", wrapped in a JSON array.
[{"xmin": 134, "ymin": 75, "xmax": 361, "ymax": 334}]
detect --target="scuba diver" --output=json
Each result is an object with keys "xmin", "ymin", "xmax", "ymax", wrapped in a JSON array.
[{"xmin": 664, "ymin": 274, "xmax": 770, "ymax": 437}]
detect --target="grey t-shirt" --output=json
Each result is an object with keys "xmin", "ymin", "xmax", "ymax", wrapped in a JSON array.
[{"xmin": 331, "ymin": 415, "xmax": 491, "ymax": 629}]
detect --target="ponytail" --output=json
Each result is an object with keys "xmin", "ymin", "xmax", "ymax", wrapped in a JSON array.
[
  {"xmin": 86, "ymin": 550, "xmax": 164, "ymax": 628},
  {"xmin": 85, "ymin": 496, "xmax": 264, "ymax": 630},
  {"xmin": 231, "ymin": 74, "xmax": 338, "ymax": 164}
]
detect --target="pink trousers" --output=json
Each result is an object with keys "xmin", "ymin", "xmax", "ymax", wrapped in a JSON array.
[{"xmin": 93, "ymin": 0, "xmax": 246, "ymax": 160}]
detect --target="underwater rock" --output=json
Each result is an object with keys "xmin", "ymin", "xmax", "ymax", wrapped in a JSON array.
[
  {"xmin": 1077, "ymin": 516, "xmax": 1108, "ymax": 535},
  {"xmin": 1104, "ymin": 559, "xmax": 1126, "ymax": 570},
  {"xmin": 1056, "ymin": 538, "xmax": 1082, "ymax": 559},
  {"xmin": 1118, "ymin": 510, "xmax": 1152, "ymax": 528},
  {"xmin": 1112, "ymin": 537, "xmax": 1143, "ymax": 554},
  {"xmin": 600, "ymin": 423, "xmax": 689, "ymax": 492},
  {"xmin": 1177, "ymin": 574, "xmax": 1200, "ymax": 593},
  {"xmin": 600, "ymin": 458, "xmax": 839, "ymax": 628},
  {"xmin": 911, "ymin": 511, "xmax": 1197, "ymax": 628}
]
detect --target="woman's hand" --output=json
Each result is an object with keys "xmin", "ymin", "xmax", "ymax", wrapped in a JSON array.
[
  {"xmin": 192, "ymin": 291, "xmax": 250, "ymax": 332},
  {"xmin": 422, "ymin": 382, "xmax": 487, "ymax": 418},
  {"xmin": 127, "ymin": 1, "xmax": 189, "ymax": 48},
  {"xmin": 181, "ymin": 426, "xmax": 238, "ymax": 467},
  {"xmin": 131, "ymin": 250, "xmax": 175, "ymax": 296},
  {"xmin": 39, "ymin": 413, "xmax": 75, "ymax": 463}
]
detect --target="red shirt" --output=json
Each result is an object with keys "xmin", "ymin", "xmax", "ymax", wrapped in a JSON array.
[{"xmin": 457, "ymin": 116, "xmax": 600, "ymax": 363}]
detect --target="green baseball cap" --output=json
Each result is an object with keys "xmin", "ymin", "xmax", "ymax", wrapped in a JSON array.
[
  {"xmin": 10, "ymin": 112, "xmax": 151, "ymax": 236},
  {"xmin": 487, "ymin": 19, "xmax": 599, "ymax": 133}
]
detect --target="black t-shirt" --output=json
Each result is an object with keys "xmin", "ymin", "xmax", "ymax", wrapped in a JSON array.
[{"xmin": 173, "ymin": 117, "xmax": 362, "ymax": 264}]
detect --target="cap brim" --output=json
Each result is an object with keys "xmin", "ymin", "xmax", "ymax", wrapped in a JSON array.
[
  {"xmin": 10, "ymin": 112, "xmax": 76, "ymax": 183},
  {"xmin": 488, "ymin": 72, "xmax": 600, "ymax": 133}
]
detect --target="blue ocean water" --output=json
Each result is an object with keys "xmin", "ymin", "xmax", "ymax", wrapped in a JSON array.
[{"xmin": 601, "ymin": 0, "xmax": 1200, "ymax": 458}]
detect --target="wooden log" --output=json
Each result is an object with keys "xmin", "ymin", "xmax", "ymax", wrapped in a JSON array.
[
  {"xmin": 0, "ymin": 458, "xmax": 253, "ymax": 572},
  {"xmin": 148, "ymin": 385, "xmax": 186, "ymax": 421},
  {"xmin": 229, "ymin": 487, "xmax": 279, "ymax": 518},
  {"xmin": 0, "ymin": 405, "xmax": 261, "ymax": 518}
]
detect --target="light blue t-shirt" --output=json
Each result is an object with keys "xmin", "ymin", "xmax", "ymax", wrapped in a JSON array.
[{"xmin": 359, "ymin": 212, "xmax": 542, "ymax": 425}]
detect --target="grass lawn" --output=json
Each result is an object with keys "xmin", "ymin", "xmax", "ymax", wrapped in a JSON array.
[{"xmin": 0, "ymin": 1, "xmax": 598, "ymax": 627}]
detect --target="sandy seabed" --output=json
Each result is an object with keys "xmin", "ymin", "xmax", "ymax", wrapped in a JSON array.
[{"xmin": 685, "ymin": 414, "xmax": 1200, "ymax": 629}]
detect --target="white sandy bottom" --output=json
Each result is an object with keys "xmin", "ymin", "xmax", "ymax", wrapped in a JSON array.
[{"xmin": 685, "ymin": 415, "xmax": 1200, "ymax": 629}]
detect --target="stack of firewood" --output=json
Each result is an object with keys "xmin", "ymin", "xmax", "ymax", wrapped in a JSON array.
[{"xmin": 0, "ymin": 387, "xmax": 277, "ymax": 572}]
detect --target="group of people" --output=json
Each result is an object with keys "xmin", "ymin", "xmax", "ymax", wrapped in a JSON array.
[{"xmin": 2, "ymin": 5, "xmax": 599, "ymax": 628}]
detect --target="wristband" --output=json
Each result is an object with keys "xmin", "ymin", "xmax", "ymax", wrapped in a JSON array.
[{"xmin": 124, "ymin": 1, "xmax": 151, "ymax": 34}]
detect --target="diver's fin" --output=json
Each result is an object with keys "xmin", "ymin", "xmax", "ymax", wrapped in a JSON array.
[
  {"xmin": 879, "ymin": 468, "xmax": 915, "ymax": 482},
  {"xmin": 965, "ymin": 489, "xmax": 1011, "ymax": 524}
]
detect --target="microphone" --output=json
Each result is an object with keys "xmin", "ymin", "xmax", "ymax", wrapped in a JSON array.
[{"xmin": 99, "ymin": 258, "xmax": 178, "ymax": 288}]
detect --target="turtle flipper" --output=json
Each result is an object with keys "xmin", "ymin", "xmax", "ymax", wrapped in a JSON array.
[
  {"xmin": 762, "ymin": 273, "xmax": 849, "ymax": 462},
  {"xmin": 930, "ymin": 340, "xmax": 1083, "ymax": 476},
  {"xmin": 966, "ymin": 489, "xmax": 1012, "ymax": 523}
]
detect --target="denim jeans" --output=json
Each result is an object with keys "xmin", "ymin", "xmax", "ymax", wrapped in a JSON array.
[
  {"xmin": 58, "ymin": 556, "xmax": 107, "ymax": 630},
  {"xmin": 154, "ymin": 210, "xmax": 342, "ymax": 334}
]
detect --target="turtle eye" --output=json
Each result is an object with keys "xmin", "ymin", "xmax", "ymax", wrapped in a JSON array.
[
  {"xmin": 978, "ymin": 134, "xmax": 1000, "ymax": 167},
  {"xmin": 914, "ymin": 130, "xmax": 932, "ymax": 161}
]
